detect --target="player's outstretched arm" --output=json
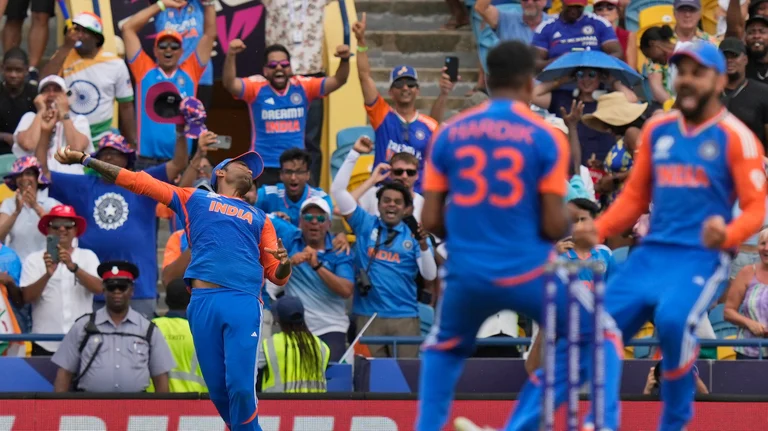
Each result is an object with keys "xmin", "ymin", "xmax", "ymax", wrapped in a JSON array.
[
  {"xmin": 53, "ymin": 147, "xmax": 177, "ymax": 206},
  {"xmin": 261, "ymin": 220, "xmax": 292, "ymax": 285}
]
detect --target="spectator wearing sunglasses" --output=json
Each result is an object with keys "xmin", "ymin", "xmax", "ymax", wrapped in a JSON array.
[
  {"xmin": 352, "ymin": 15, "xmax": 438, "ymax": 193},
  {"xmin": 268, "ymin": 197, "xmax": 355, "ymax": 362},
  {"xmin": 592, "ymin": 0, "xmax": 637, "ymax": 70},
  {"xmin": 223, "ymin": 40, "xmax": 351, "ymax": 186},
  {"xmin": 19, "ymin": 204, "xmax": 102, "ymax": 356},
  {"xmin": 334, "ymin": 137, "xmax": 425, "ymax": 221},
  {"xmin": 256, "ymin": 148, "xmax": 334, "ymax": 226},
  {"xmin": 121, "ymin": 0, "xmax": 216, "ymax": 170}
]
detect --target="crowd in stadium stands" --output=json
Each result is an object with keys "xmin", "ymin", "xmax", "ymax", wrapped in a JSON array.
[{"xmin": 0, "ymin": 0, "xmax": 767, "ymax": 395}]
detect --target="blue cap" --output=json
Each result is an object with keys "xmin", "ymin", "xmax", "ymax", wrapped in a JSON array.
[
  {"xmin": 389, "ymin": 65, "xmax": 418, "ymax": 86},
  {"xmin": 210, "ymin": 151, "xmax": 265, "ymax": 192},
  {"xmin": 275, "ymin": 295, "xmax": 305, "ymax": 324},
  {"xmin": 669, "ymin": 41, "xmax": 726, "ymax": 74}
]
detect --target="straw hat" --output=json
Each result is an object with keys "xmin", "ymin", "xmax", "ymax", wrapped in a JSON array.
[{"xmin": 582, "ymin": 92, "xmax": 648, "ymax": 133}]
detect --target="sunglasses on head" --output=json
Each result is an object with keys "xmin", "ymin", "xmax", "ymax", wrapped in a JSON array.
[
  {"xmin": 594, "ymin": 3, "xmax": 617, "ymax": 10},
  {"xmin": 157, "ymin": 41, "xmax": 181, "ymax": 51},
  {"xmin": 49, "ymin": 221, "xmax": 76, "ymax": 230},
  {"xmin": 266, "ymin": 60, "xmax": 291, "ymax": 69},
  {"xmin": 392, "ymin": 168, "xmax": 418, "ymax": 177},
  {"xmin": 302, "ymin": 214, "xmax": 327, "ymax": 223},
  {"xmin": 105, "ymin": 283, "xmax": 130, "ymax": 292},
  {"xmin": 575, "ymin": 70, "xmax": 598, "ymax": 79},
  {"xmin": 392, "ymin": 79, "xmax": 418, "ymax": 90}
]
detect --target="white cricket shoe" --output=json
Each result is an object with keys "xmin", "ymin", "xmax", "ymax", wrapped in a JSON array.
[{"xmin": 454, "ymin": 417, "xmax": 497, "ymax": 431}]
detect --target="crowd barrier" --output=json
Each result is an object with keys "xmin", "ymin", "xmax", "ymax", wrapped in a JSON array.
[{"xmin": 1, "ymin": 393, "xmax": 767, "ymax": 430}]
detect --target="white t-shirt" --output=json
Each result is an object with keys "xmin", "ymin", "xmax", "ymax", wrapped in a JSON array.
[
  {"xmin": 12, "ymin": 112, "xmax": 94, "ymax": 175},
  {"xmin": 61, "ymin": 50, "xmax": 134, "ymax": 142},
  {"xmin": 0, "ymin": 193, "xmax": 61, "ymax": 261},
  {"xmin": 21, "ymin": 247, "xmax": 100, "ymax": 352},
  {"xmin": 358, "ymin": 186, "xmax": 425, "ymax": 222}
]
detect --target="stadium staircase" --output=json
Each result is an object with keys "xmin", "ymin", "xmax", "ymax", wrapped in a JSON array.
[{"xmin": 356, "ymin": 0, "xmax": 478, "ymax": 120}]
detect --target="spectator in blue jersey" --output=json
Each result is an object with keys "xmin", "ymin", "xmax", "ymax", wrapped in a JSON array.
[
  {"xmin": 34, "ymin": 127, "xmax": 192, "ymax": 319},
  {"xmin": 332, "ymin": 137, "xmax": 438, "ymax": 358},
  {"xmin": 352, "ymin": 15, "xmax": 439, "ymax": 193},
  {"xmin": 555, "ymin": 198, "xmax": 615, "ymax": 284},
  {"xmin": 0, "ymin": 242, "xmax": 24, "ymax": 331},
  {"xmin": 222, "ymin": 39, "xmax": 351, "ymax": 186},
  {"xmin": 121, "ymin": 0, "xmax": 216, "ymax": 169},
  {"xmin": 255, "ymin": 148, "xmax": 334, "ymax": 226},
  {"xmin": 154, "ymin": 0, "xmax": 215, "ymax": 110},
  {"xmin": 531, "ymin": 0, "xmax": 622, "ymax": 72},
  {"xmin": 270, "ymin": 197, "xmax": 355, "ymax": 362}
]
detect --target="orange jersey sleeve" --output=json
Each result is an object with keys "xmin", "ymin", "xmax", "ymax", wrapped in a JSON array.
[
  {"xmin": 162, "ymin": 230, "xmax": 184, "ymax": 269},
  {"xmin": 297, "ymin": 76, "xmax": 325, "ymax": 102},
  {"xmin": 423, "ymin": 127, "xmax": 449, "ymax": 193},
  {"xmin": 156, "ymin": 203, "xmax": 174, "ymax": 219},
  {"xmin": 237, "ymin": 75, "xmax": 268, "ymax": 103},
  {"xmin": 127, "ymin": 50, "xmax": 156, "ymax": 80},
  {"xmin": 722, "ymin": 117, "xmax": 767, "ymax": 248},
  {"xmin": 365, "ymin": 96, "xmax": 391, "ymax": 129},
  {"xmin": 115, "ymin": 170, "xmax": 194, "ymax": 207},
  {"xmin": 180, "ymin": 53, "xmax": 205, "ymax": 85},
  {"xmin": 595, "ymin": 120, "xmax": 654, "ymax": 239},
  {"xmin": 538, "ymin": 129, "xmax": 570, "ymax": 196},
  {"xmin": 260, "ymin": 217, "xmax": 290, "ymax": 286}
]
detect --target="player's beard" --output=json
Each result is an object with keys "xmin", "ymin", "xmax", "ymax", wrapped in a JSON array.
[{"xmin": 678, "ymin": 86, "xmax": 715, "ymax": 123}]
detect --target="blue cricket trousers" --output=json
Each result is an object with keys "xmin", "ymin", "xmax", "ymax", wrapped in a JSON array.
[
  {"xmin": 593, "ymin": 244, "xmax": 729, "ymax": 431},
  {"xmin": 416, "ymin": 267, "xmax": 595, "ymax": 431},
  {"xmin": 188, "ymin": 288, "xmax": 264, "ymax": 431}
]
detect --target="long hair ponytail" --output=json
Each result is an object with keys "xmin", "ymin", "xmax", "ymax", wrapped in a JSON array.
[{"xmin": 280, "ymin": 321, "xmax": 323, "ymax": 386}]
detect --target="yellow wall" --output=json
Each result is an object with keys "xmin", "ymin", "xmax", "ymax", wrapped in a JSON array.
[{"xmin": 320, "ymin": 1, "xmax": 366, "ymax": 190}]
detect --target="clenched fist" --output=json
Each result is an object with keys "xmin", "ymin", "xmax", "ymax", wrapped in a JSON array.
[{"xmin": 229, "ymin": 39, "xmax": 246, "ymax": 55}]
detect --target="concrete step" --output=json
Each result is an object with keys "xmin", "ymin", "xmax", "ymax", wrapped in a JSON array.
[
  {"xmin": 366, "ymin": 30, "xmax": 475, "ymax": 54},
  {"xmin": 376, "ymin": 80, "xmax": 475, "ymax": 97},
  {"xmin": 356, "ymin": 0, "xmax": 452, "ymax": 16},
  {"xmin": 365, "ymin": 14, "xmax": 456, "ymax": 32},
  {"xmin": 370, "ymin": 66, "xmax": 479, "ymax": 83},
  {"xmin": 367, "ymin": 49, "xmax": 479, "ymax": 70}
]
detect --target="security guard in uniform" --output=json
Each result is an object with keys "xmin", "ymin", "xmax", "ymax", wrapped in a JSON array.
[
  {"xmin": 51, "ymin": 261, "xmax": 176, "ymax": 392},
  {"xmin": 148, "ymin": 279, "xmax": 207, "ymax": 393},
  {"xmin": 258, "ymin": 296, "xmax": 330, "ymax": 393}
]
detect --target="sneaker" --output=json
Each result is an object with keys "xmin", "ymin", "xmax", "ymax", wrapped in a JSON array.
[
  {"xmin": 454, "ymin": 417, "xmax": 496, "ymax": 431},
  {"xmin": 28, "ymin": 67, "xmax": 39, "ymax": 86}
]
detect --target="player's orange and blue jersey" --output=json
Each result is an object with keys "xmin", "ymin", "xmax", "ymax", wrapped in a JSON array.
[
  {"xmin": 114, "ymin": 169, "xmax": 288, "ymax": 296},
  {"xmin": 424, "ymin": 99, "xmax": 570, "ymax": 283},
  {"xmin": 366, "ymin": 96, "xmax": 439, "ymax": 193},
  {"xmin": 597, "ymin": 110, "xmax": 768, "ymax": 250},
  {"xmin": 236, "ymin": 75, "xmax": 325, "ymax": 168},
  {"xmin": 128, "ymin": 50, "xmax": 205, "ymax": 159}
]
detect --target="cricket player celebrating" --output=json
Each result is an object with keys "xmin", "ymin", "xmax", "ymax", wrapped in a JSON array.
[
  {"xmin": 53, "ymin": 146, "xmax": 291, "ymax": 431},
  {"xmin": 588, "ymin": 41, "xmax": 767, "ymax": 431}
]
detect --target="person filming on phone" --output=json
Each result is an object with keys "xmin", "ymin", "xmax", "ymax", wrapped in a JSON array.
[
  {"xmin": 19, "ymin": 204, "xmax": 102, "ymax": 356},
  {"xmin": 331, "ymin": 143, "xmax": 437, "ymax": 358}
]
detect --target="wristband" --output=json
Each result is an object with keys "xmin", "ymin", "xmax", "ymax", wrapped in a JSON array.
[
  {"xmin": 156, "ymin": 1, "xmax": 166, "ymax": 11},
  {"xmin": 340, "ymin": 57, "xmax": 350, "ymax": 63},
  {"xmin": 81, "ymin": 155, "xmax": 92, "ymax": 166},
  {"xmin": 356, "ymin": 45, "xmax": 369, "ymax": 53},
  {"xmin": 313, "ymin": 262, "xmax": 324, "ymax": 271},
  {"xmin": 69, "ymin": 263, "xmax": 79, "ymax": 274}
]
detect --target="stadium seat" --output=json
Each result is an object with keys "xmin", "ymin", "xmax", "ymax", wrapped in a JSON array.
[
  {"xmin": 701, "ymin": 0, "xmax": 719, "ymax": 34},
  {"xmin": 626, "ymin": 0, "xmax": 674, "ymax": 32},
  {"xmin": 0, "ymin": 154, "xmax": 17, "ymax": 177},
  {"xmin": 717, "ymin": 335, "xmax": 738, "ymax": 360},
  {"xmin": 627, "ymin": 321, "xmax": 655, "ymax": 358},
  {"xmin": 331, "ymin": 126, "xmax": 375, "ymax": 180},
  {"xmin": 419, "ymin": 303, "xmax": 435, "ymax": 336},
  {"xmin": 635, "ymin": 5, "xmax": 676, "ymax": 71},
  {"xmin": 709, "ymin": 303, "xmax": 739, "ymax": 338}
]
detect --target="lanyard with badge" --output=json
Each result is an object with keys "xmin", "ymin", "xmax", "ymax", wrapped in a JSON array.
[{"xmin": 289, "ymin": 0, "xmax": 308, "ymax": 45}]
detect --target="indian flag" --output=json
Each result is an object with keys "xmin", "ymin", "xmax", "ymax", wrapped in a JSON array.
[{"xmin": 0, "ymin": 286, "xmax": 29, "ymax": 357}]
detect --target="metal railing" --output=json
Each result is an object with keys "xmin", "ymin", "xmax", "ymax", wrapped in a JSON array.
[{"xmin": 4, "ymin": 334, "xmax": 768, "ymax": 359}]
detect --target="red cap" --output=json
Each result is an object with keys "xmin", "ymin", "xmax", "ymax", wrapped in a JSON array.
[
  {"xmin": 38, "ymin": 205, "xmax": 86, "ymax": 237},
  {"xmin": 102, "ymin": 270, "xmax": 135, "ymax": 281},
  {"xmin": 154, "ymin": 30, "xmax": 183, "ymax": 48}
]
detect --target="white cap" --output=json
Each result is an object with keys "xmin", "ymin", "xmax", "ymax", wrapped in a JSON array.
[
  {"xmin": 38, "ymin": 75, "xmax": 68, "ymax": 93},
  {"xmin": 300, "ymin": 196, "xmax": 331, "ymax": 215}
]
